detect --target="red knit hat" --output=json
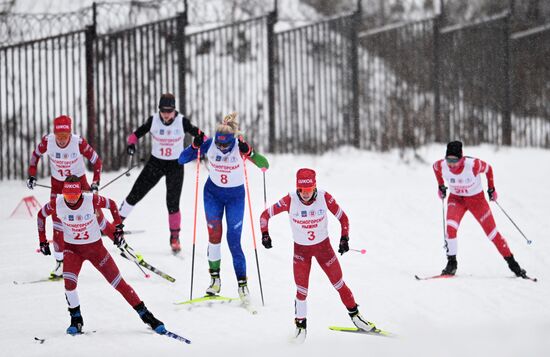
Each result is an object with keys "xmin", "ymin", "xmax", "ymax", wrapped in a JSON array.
[
  {"xmin": 62, "ymin": 180, "xmax": 82, "ymax": 201},
  {"xmin": 53, "ymin": 115, "xmax": 72, "ymax": 134},
  {"xmin": 296, "ymin": 168, "xmax": 316, "ymax": 189}
]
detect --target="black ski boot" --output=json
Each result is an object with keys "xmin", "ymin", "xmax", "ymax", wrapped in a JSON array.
[
  {"xmin": 294, "ymin": 318, "xmax": 307, "ymax": 342},
  {"xmin": 504, "ymin": 255, "xmax": 527, "ymax": 278},
  {"xmin": 134, "ymin": 301, "xmax": 166, "ymax": 334},
  {"xmin": 67, "ymin": 306, "xmax": 83, "ymax": 335},
  {"xmin": 441, "ymin": 255, "xmax": 457, "ymax": 276}
]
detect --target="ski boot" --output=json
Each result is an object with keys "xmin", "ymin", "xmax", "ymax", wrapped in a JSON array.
[
  {"xmin": 504, "ymin": 255, "xmax": 527, "ymax": 278},
  {"xmin": 237, "ymin": 278, "xmax": 250, "ymax": 304},
  {"xmin": 348, "ymin": 305, "xmax": 375, "ymax": 332},
  {"xmin": 134, "ymin": 301, "xmax": 166, "ymax": 334},
  {"xmin": 50, "ymin": 259, "xmax": 63, "ymax": 280},
  {"xmin": 67, "ymin": 306, "xmax": 83, "ymax": 335},
  {"xmin": 441, "ymin": 255, "xmax": 457, "ymax": 276},
  {"xmin": 294, "ymin": 318, "xmax": 307, "ymax": 342},
  {"xmin": 205, "ymin": 269, "xmax": 221, "ymax": 296},
  {"xmin": 169, "ymin": 233, "xmax": 181, "ymax": 254}
]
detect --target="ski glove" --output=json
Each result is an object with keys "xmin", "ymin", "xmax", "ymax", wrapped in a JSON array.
[
  {"xmin": 90, "ymin": 182, "xmax": 99, "ymax": 194},
  {"xmin": 438, "ymin": 185, "xmax": 447, "ymax": 199},
  {"xmin": 192, "ymin": 130, "xmax": 205, "ymax": 149},
  {"xmin": 39, "ymin": 241, "xmax": 51, "ymax": 256},
  {"xmin": 113, "ymin": 224, "xmax": 126, "ymax": 247},
  {"xmin": 261, "ymin": 232, "xmax": 272, "ymax": 249},
  {"xmin": 487, "ymin": 187, "xmax": 498, "ymax": 201},
  {"xmin": 238, "ymin": 139, "xmax": 252, "ymax": 155},
  {"xmin": 27, "ymin": 176, "xmax": 36, "ymax": 189},
  {"xmin": 338, "ymin": 236, "xmax": 349, "ymax": 255},
  {"xmin": 127, "ymin": 144, "xmax": 136, "ymax": 156}
]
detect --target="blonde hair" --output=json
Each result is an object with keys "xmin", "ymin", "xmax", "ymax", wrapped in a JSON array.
[{"xmin": 216, "ymin": 112, "xmax": 240, "ymax": 136}]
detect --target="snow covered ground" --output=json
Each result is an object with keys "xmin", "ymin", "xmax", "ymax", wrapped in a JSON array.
[{"xmin": 2, "ymin": 144, "xmax": 550, "ymax": 357}]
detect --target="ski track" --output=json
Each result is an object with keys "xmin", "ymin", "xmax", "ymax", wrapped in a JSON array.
[{"xmin": 2, "ymin": 145, "xmax": 550, "ymax": 357}]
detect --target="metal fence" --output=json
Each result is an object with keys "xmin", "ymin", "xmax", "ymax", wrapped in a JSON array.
[
  {"xmin": 510, "ymin": 23, "xmax": 550, "ymax": 147},
  {"xmin": 1, "ymin": 8, "xmax": 549, "ymax": 180},
  {"xmin": 273, "ymin": 13, "xmax": 360, "ymax": 154},
  {"xmin": 358, "ymin": 18, "xmax": 436, "ymax": 151}
]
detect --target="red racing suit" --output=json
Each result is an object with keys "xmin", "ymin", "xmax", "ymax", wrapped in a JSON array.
[
  {"xmin": 260, "ymin": 190, "xmax": 357, "ymax": 318},
  {"xmin": 433, "ymin": 157, "xmax": 511, "ymax": 257},
  {"xmin": 37, "ymin": 194, "xmax": 140, "ymax": 308}
]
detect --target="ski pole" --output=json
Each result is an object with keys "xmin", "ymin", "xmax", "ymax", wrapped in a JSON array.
[
  {"xmin": 243, "ymin": 159, "xmax": 265, "ymax": 306},
  {"xmin": 125, "ymin": 154, "xmax": 133, "ymax": 177},
  {"xmin": 441, "ymin": 197, "xmax": 447, "ymax": 248},
  {"xmin": 189, "ymin": 148, "xmax": 201, "ymax": 300},
  {"xmin": 350, "ymin": 248, "xmax": 366, "ymax": 254},
  {"xmin": 100, "ymin": 158, "xmax": 144, "ymax": 191},
  {"xmin": 262, "ymin": 168, "xmax": 267, "ymax": 209},
  {"xmin": 35, "ymin": 183, "xmax": 52, "ymax": 189},
  {"xmin": 493, "ymin": 201, "xmax": 532, "ymax": 245}
]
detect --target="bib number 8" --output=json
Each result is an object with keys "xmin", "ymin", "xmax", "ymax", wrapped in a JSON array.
[{"xmin": 221, "ymin": 174, "xmax": 228, "ymax": 184}]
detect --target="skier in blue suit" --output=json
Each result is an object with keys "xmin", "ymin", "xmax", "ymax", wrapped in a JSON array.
[{"xmin": 178, "ymin": 112, "xmax": 269, "ymax": 301}]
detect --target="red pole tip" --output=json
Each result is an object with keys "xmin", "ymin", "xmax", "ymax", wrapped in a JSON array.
[
  {"xmin": 145, "ymin": 274, "xmax": 151, "ymax": 279},
  {"xmin": 360, "ymin": 249, "xmax": 366, "ymax": 254},
  {"xmin": 35, "ymin": 249, "xmax": 40, "ymax": 253},
  {"xmin": 261, "ymin": 167, "xmax": 268, "ymax": 172}
]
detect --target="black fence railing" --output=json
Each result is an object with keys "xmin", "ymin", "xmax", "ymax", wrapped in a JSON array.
[
  {"xmin": 510, "ymin": 23, "xmax": 550, "ymax": 147},
  {"xmin": 1, "ymin": 8, "xmax": 549, "ymax": 180}
]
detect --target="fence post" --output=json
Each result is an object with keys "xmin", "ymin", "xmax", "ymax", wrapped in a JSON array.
[
  {"xmin": 177, "ymin": 9, "xmax": 188, "ymax": 117},
  {"xmin": 266, "ymin": 8, "xmax": 277, "ymax": 153},
  {"xmin": 350, "ymin": 4, "xmax": 361, "ymax": 148},
  {"xmin": 502, "ymin": 14, "xmax": 512, "ymax": 146},
  {"xmin": 432, "ymin": 15, "xmax": 443, "ymax": 142},
  {"xmin": 85, "ymin": 21, "xmax": 97, "ymax": 158}
]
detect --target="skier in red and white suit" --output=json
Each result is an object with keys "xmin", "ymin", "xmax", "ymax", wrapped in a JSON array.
[
  {"xmin": 433, "ymin": 141, "xmax": 528, "ymax": 278},
  {"xmin": 37, "ymin": 175, "xmax": 166, "ymax": 335},
  {"xmin": 26, "ymin": 115, "xmax": 116, "ymax": 277},
  {"xmin": 260, "ymin": 168, "xmax": 376, "ymax": 338}
]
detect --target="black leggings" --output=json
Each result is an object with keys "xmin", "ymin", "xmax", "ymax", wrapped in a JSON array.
[{"xmin": 125, "ymin": 156, "xmax": 184, "ymax": 213}]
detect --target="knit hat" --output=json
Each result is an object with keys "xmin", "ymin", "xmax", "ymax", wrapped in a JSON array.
[
  {"xmin": 296, "ymin": 168, "xmax": 316, "ymax": 189},
  {"xmin": 446, "ymin": 141, "xmax": 463, "ymax": 158},
  {"xmin": 158, "ymin": 93, "xmax": 176, "ymax": 109},
  {"xmin": 53, "ymin": 115, "xmax": 72, "ymax": 134}
]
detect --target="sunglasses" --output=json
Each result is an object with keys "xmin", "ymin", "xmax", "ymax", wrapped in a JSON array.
[
  {"xmin": 445, "ymin": 157, "xmax": 460, "ymax": 164},
  {"xmin": 63, "ymin": 193, "xmax": 81, "ymax": 202},
  {"xmin": 297, "ymin": 187, "xmax": 315, "ymax": 194},
  {"xmin": 159, "ymin": 108, "xmax": 175, "ymax": 113},
  {"xmin": 215, "ymin": 141, "xmax": 231, "ymax": 150}
]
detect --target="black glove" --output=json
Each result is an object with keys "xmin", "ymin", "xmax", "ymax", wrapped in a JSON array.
[
  {"xmin": 113, "ymin": 224, "xmax": 126, "ymax": 247},
  {"xmin": 487, "ymin": 187, "xmax": 498, "ymax": 201},
  {"xmin": 192, "ymin": 131, "xmax": 205, "ymax": 149},
  {"xmin": 438, "ymin": 185, "xmax": 447, "ymax": 199},
  {"xmin": 238, "ymin": 139, "xmax": 251, "ymax": 155},
  {"xmin": 90, "ymin": 182, "xmax": 99, "ymax": 194},
  {"xmin": 338, "ymin": 236, "xmax": 349, "ymax": 255},
  {"xmin": 39, "ymin": 241, "xmax": 51, "ymax": 256},
  {"xmin": 27, "ymin": 176, "xmax": 36, "ymax": 189},
  {"xmin": 127, "ymin": 144, "xmax": 136, "ymax": 156},
  {"xmin": 261, "ymin": 231, "xmax": 272, "ymax": 249}
]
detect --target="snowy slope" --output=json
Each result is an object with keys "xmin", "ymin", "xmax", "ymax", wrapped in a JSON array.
[{"xmin": 1, "ymin": 144, "xmax": 550, "ymax": 357}]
